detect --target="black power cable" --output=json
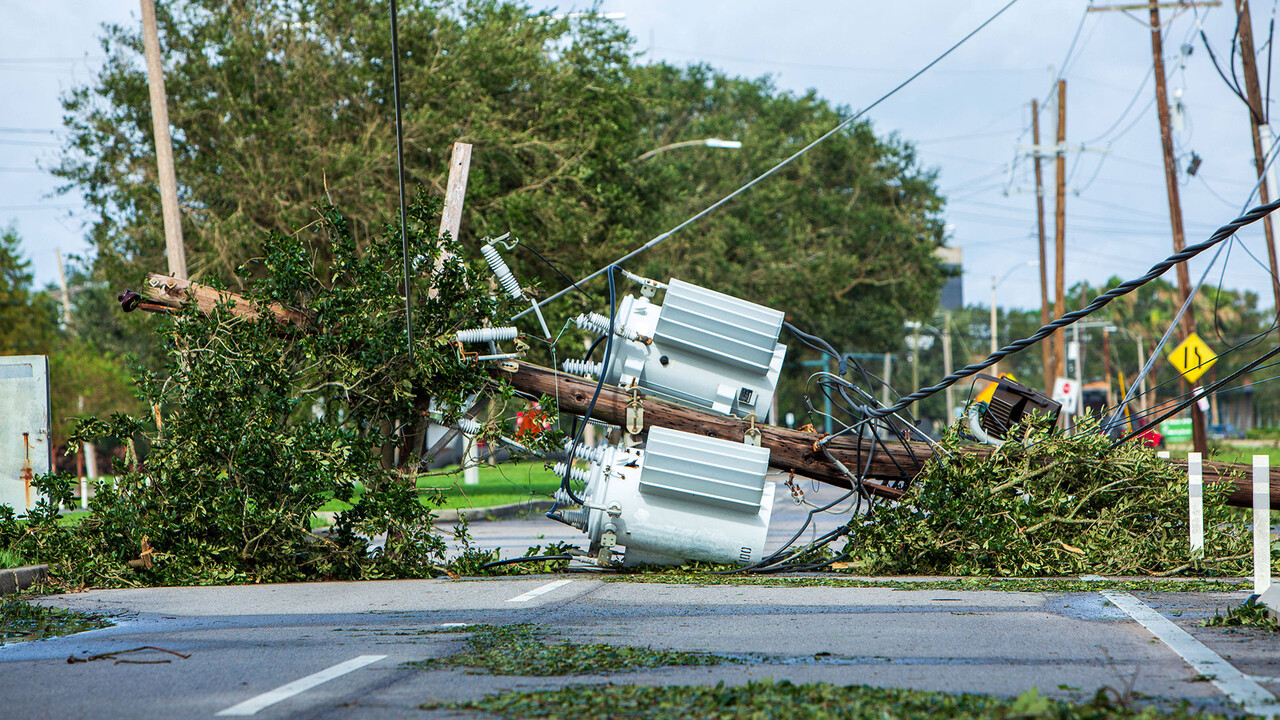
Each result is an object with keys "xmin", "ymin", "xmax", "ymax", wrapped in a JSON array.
[{"xmin": 868, "ymin": 196, "xmax": 1280, "ymax": 419}]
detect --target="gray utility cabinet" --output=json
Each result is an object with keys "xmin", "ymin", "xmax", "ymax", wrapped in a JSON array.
[{"xmin": 0, "ymin": 356, "xmax": 51, "ymax": 512}]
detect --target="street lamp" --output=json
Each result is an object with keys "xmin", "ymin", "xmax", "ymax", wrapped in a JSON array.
[
  {"xmin": 990, "ymin": 260, "xmax": 1038, "ymax": 376},
  {"xmin": 636, "ymin": 138, "xmax": 743, "ymax": 161}
]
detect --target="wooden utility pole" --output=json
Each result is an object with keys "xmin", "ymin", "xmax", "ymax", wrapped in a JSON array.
[
  {"xmin": 140, "ymin": 0, "xmax": 187, "ymax": 280},
  {"xmin": 122, "ymin": 275, "xmax": 1280, "ymax": 508},
  {"xmin": 1053, "ymin": 81, "xmax": 1067, "ymax": 394},
  {"xmin": 1090, "ymin": 0, "xmax": 1222, "ymax": 454},
  {"xmin": 1032, "ymin": 99, "xmax": 1053, "ymax": 394},
  {"xmin": 1148, "ymin": 2, "xmax": 1208, "ymax": 453},
  {"xmin": 433, "ymin": 142, "xmax": 473, "ymax": 299},
  {"xmin": 1234, "ymin": 0, "xmax": 1280, "ymax": 311}
]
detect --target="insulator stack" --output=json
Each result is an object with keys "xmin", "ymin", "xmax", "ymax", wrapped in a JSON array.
[
  {"xmin": 480, "ymin": 244, "xmax": 523, "ymax": 300},
  {"xmin": 562, "ymin": 437, "xmax": 604, "ymax": 464},
  {"xmin": 455, "ymin": 326, "xmax": 518, "ymax": 343},
  {"xmin": 552, "ymin": 507, "xmax": 588, "ymax": 530},
  {"xmin": 561, "ymin": 358, "xmax": 603, "ymax": 378},
  {"xmin": 572, "ymin": 312, "xmax": 638, "ymax": 341},
  {"xmin": 552, "ymin": 462, "xmax": 592, "ymax": 485},
  {"xmin": 455, "ymin": 417, "xmax": 483, "ymax": 435}
]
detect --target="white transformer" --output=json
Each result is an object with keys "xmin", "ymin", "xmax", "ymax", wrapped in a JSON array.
[
  {"xmin": 564, "ymin": 278, "xmax": 786, "ymax": 420},
  {"xmin": 554, "ymin": 427, "xmax": 775, "ymax": 567}
]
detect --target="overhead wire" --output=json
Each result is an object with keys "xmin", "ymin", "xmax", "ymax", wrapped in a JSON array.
[{"xmin": 514, "ymin": 0, "xmax": 1024, "ymax": 320}]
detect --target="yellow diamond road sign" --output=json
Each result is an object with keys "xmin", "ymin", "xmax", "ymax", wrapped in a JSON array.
[{"xmin": 1168, "ymin": 332, "xmax": 1218, "ymax": 384}]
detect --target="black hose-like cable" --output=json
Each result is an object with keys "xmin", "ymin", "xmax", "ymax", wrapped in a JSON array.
[
  {"xmin": 870, "ymin": 196, "xmax": 1280, "ymax": 418},
  {"xmin": 480, "ymin": 555, "xmax": 574, "ymax": 569}
]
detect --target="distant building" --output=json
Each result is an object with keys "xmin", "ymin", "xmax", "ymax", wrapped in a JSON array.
[{"xmin": 935, "ymin": 246, "xmax": 963, "ymax": 310}]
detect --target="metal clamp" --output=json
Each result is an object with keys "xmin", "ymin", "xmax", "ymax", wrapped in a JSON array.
[
  {"xmin": 625, "ymin": 388, "xmax": 645, "ymax": 436},
  {"xmin": 743, "ymin": 412, "xmax": 762, "ymax": 447}
]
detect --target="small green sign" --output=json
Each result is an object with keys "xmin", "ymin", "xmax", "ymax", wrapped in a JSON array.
[{"xmin": 1161, "ymin": 418, "xmax": 1193, "ymax": 442}]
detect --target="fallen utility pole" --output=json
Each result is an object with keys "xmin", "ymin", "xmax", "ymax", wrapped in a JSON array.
[{"xmin": 126, "ymin": 274, "xmax": 1280, "ymax": 509}]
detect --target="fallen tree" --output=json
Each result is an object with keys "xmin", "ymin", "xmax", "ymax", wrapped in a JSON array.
[{"xmin": 129, "ymin": 273, "xmax": 1280, "ymax": 510}]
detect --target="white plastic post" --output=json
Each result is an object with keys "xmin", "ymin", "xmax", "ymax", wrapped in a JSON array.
[
  {"xmin": 1188, "ymin": 452, "xmax": 1203, "ymax": 558},
  {"xmin": 79, "ymin": 476, "xmax": 87, "ymax": 511},
  {"xmin": 463, "ymin": 433, "xmax": 480, "ymax": 486},
  {"xmin": 1254, "ymin": 455, "xmax": 1272, "ymax": 595},
  {"xmin": 1157, "ymin": 450, "xmax": 1170, "ymax": 459}
]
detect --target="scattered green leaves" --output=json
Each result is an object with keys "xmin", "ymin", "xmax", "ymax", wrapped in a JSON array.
[
  {"xmin": 430, "ymin": 680, "xmax": 1233, "ymax": 719},
  {"xmin": 840, "ymin": 416, "xmax": 1259, "ymax": 577},
  {"xmin": 409, "ymin": 624, "xmax": 730, "ymax": 675},
  {"xmin": 1203, "ymin": 598, "xmax": 1279, "ymax": 632}
]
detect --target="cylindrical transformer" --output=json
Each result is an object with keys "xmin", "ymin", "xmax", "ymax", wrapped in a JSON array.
[
  {"xmin": 565, "ymin": 278, "xmax": 787, "ymax": 420},
  {"xmin": 575, "ymin": 426, "xmax": 775, "ymax": 567}
]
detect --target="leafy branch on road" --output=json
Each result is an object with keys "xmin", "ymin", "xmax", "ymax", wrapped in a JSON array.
[
  {"xmin": 0, "ymin": 193, "xmax": 556, "ymax": 589},
  {"xmin": 431, "ymin": 680, "xmax": 1236, "ymax": 720},
  {"xmin": 410, "ymin": 624, "xmax": 730, "ymax": 675},
  {"xmin": 1203, "ymin": 598, "xmax": 1280, "ymax": 632}
]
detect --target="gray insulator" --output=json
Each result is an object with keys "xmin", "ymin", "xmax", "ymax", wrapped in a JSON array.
[
  {"xmin": 573, "ymin": 312, "xmax": 638, "ymax": 341},
  {"xmin": 549, "ymin": 507, "xmax": 588, "ymax": 530},
  {"xmin": 552, "ymin": 462, "xmax": 592, "ymax": 485},
  {"xmin": 480, "ymin": 244, "xmax": 523, "ymax": 300},
  {"xmin": 562, "ymin": 358, "xmax": 604, "ymax": 379},
  {"xmin": 455, "ymin": 417, "xmax": 483, "ymax": 435},
  {"xmin": 455, "ymin": 326, "xmax": 518, "ymax": 343},
  {"xmin": 967, "ymin": 403, "xmax": 1004, "ymax": 447}
]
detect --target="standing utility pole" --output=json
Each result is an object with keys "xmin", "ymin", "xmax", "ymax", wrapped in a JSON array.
[
  {"xmin": 140, "ymin": 0, "xmax": 187, "ymax": 279},
  {"xmin": 1090, "ymin": 0, "xmax": 1222, "ymax": 454},
  {"xmin": 1053, "ymin": 80, "xmax": 1068, "ymax": 396},
  {"xmin": 1234, "ymin": 0, "xmax": 1280, "ymax": 311},
  {"xmin": 1032, "ymin": 99, "xmax": 1053, "ymax": 394}
]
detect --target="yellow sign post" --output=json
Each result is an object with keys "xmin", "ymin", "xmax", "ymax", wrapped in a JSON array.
[{"xmin": 1167, "ymin": 332, "xmax": 1218, "ymax": 384}]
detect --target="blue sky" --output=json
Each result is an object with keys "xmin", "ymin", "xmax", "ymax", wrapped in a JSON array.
[{"xmin": 2, "ymin": 1, "xmax": 1273, "ymax": 313}]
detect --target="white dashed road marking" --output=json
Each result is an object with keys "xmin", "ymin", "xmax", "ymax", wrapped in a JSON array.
[
  {"xmin": 506, "ymin": 579, "xmax": 573, "ymax": 603},
  {"xmin": 215, "ymin": 655, "xmax": 386, "ymax": 716},
  {"xmin": 1101, "ymin": 592, "xmax": 1279, "ymax": 717}
]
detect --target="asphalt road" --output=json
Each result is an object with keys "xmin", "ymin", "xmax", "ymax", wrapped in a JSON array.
[{"xmin": 4, "ymin": 576, "xmax": 1279, "ymax": 719}]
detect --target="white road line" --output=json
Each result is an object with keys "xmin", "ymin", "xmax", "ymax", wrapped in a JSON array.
[
  {"xmin": 215, "ymin": 655, "xmax": 386, "ymax": 716},
  {"xmin": 1101, "ymin": 592, "xmax": 1279, "ymax": 717},
  {"xmin": 507, "ymin": 579, "xmax": 573, "ymax": 603}
]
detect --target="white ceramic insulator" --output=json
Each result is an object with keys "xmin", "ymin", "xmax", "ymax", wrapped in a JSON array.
[
  {"xmin": 455, "ymin": 326, "xmax": 518, "ymax": 343},
  {"xmin": 480, "ymin": 244, "xmax": 523, "ymax": 300},
  {"xmin": 563, "ymin": 437, "xmax": 604, "ymax": 463},
  {"xmin": 455, "ymin": 417, "xmax": 483, "ymax": 435},
  {"xmin": 562, "ymin": 358, "xmax": 603, "ymax": 378},
  {"xmin": 573, "ymin": 312, "xmax": 638, "ymax": 341},
  {"xmin": 552, "ymin": 462, "xmax": 592, "ymax": 485}
]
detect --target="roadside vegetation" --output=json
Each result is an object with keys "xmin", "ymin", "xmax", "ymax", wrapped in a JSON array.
[{"xmin": 1203, "ymin": 598, "xmax": 1280, "ymax": 632}]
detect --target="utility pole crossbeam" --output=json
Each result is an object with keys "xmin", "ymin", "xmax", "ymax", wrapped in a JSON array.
[
  {"xmin": 139, "ymin": 0, "xmax": 187, "ymax": 280},
  {"xmin": 1092, "ymin": 0, "xmax": 1215, "ymax": 452}
]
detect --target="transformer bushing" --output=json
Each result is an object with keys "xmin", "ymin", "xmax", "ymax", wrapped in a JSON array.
[{"xmin": 564, "ymin": 278, "xmax": 787, "ymax": 420}]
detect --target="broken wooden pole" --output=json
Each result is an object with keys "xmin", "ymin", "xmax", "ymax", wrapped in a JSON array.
[{"xmin": 121, "ymin": 275, "xmax": 1280, "ymax": 510}]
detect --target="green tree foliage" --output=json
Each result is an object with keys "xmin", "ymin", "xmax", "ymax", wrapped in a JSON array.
[
  {"xmin": 0, "ymin": 194, "xmax": 531, "ymax": 587},
  {"xmin": 0, "ymin": 226, "xmax": 57, "ymax": 355},
  {"xmin": 56, "ymin": 0, "xmax": 946, "ymax": 361}
]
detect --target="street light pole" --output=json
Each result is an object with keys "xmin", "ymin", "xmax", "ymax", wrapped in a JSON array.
[
  {"xmin": 990, "ymin": 260, "xmax": 1039, "ymax": 377},
  {"xmin": 636, "ymin": 138, "xmax": 743, "ymax": 161}
]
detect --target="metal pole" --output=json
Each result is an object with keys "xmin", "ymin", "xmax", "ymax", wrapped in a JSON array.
[
  {"xmin": 139, "ymin": 0, "xmax": 186, "ymax": 279},
  {"xmin": 989, "ymin": 276, "xmax": 999, "ymax": 376},
  {"xmin": 388, "ymin": 0, "xmax": 413, "ymax": 354},
  {"xmin": 942, "ymin": 310, "xmax": 955, "ymax": 423}
]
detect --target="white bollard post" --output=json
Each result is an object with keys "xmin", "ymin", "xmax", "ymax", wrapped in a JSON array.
[
  {"xmin": 79, "ymin": 476, "xmax": 88, "ymax": 511},
  {"xmin": 1188, "ymin": 452, "xmax": 1203, "ymax": 558},
  {"xmin": 1157, "ymin": 450, "xmax": 1170, "ymax": 459},
  {"xmin": 463, "ymin": 433, "xmax": 480, "ymax": 486},
  {"xmin": 1254, "ymin": 455, "xmax": 1272, "ymax": 595}
]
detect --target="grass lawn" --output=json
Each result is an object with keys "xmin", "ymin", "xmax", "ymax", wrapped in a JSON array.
[{"xmin": 317, "ymin": 461, "xmax": 563, "ymax": 514}]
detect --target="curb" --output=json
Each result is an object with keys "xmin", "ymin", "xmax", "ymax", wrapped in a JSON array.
[
  {"xmin": 0, "ymin": 565, "xmax": 48, "ymax": 595},
  {"xmin": 312, "ymin": 500, "xmax": 554, "ymax": 530},
  {"xmin": 433, "ymin": 500, "xmax": 555, "ymax": 523}
]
